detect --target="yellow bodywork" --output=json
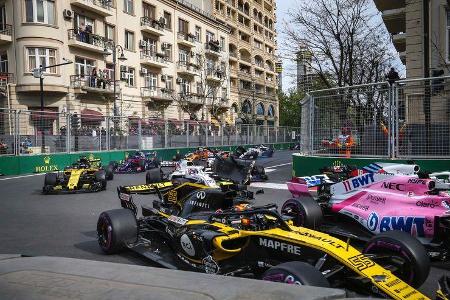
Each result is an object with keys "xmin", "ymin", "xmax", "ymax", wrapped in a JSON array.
[
  {"xmin": 156, "ymin": 209, "xmax": 429, "ymax": 300},
  {"xmin": 67, "ymin": 169, "xmax": 84, "ymax": 190}
]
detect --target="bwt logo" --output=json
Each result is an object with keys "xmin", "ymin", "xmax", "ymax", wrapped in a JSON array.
[
  {"xmin": 367, "ymin": 212, "xmax": 425, "ymax": 237},
  {"xmin": 343, "ymin": 173, "xmax": 375, "ymax": 191}
]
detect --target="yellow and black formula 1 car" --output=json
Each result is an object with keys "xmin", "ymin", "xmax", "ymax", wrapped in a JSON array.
[
  {"xmin": 42, "ymin": 156, "xmax": 114, "ymax": 194},
  {"xmin": 97, "ymin": 182, "xmax": 442, "ymax": 299}
]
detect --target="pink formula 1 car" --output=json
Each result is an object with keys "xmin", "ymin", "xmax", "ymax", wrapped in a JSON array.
[{"xmin": 284, "ymin": 168, "xmax": 450, "ymax": 260}]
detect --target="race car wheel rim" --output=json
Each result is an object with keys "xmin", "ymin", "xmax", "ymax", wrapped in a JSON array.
[
  {"xmin": 262, "ymin": 273, "xmax": 303, "ymax": 285},
  {"xmin": 97, "ymin": 217, "xmax": 112, "ymax": 250},
  {"xmin": 282, "ymin": 203, "xmax": 304, "ymax": 227},
  {"xmin": 364, "ymin": 242, "xmax": 414, "ymax": 284}
]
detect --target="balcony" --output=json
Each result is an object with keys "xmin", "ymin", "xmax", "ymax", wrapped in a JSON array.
[
  {"xmin": 205, "ymin": 42, "xmax": 222, "ymax": 58},
  {"xmin": 230, "ymin": 68, "xmax": 238, "ymax": 78},
  {"xmin": 239, "ymin": 56, "xmax": 252, "ymax": 66},
  {"xmin": 141, "ymin": 87, "xmax": 174, "ymax": 103},
  {"xmin": 140, "ymin": 17, "xmax": 165, "ymax": 36},
  {"xmin": 238, "ymin": 70, "xmax": 252, "ymax": 79},
  {"xmin": 373, "ymin": 0, "xmax": 405, "ymax": 12},
  {"xmin": 206, "ymin": 69, "xmax": 224, "ymax": 83},
  {"xmin": 254, "ymin": 62, "xmax": 265, "ymax": 71},
  {"xmin": 70, "ymin": 75, "xmax": 115, "ymax": 95},
  {"xmin": 67, "ymin": 29, "xmax": 110, "ymax": 54},
  {"xmin": 70, "ymin": 0, "xmax": 115, "ymax": 17},
  {"xmin": 392, "ymin": 32, "xmax": 406, "ymax": 53},
  {"xmin": 0, "ymin": 25, "xmax": 12, "ymax": 45},
  {"xmin": 140, "ymin": 51, "xmax": 168, "ymax": 68},
  {"xmin": 177, "ymin": 61, "xmax": 199, "ymax": 77},
  {"xmin": 382, "ymin": 8, "xmax": 406, "ymax": 33},
  {"xmin": 177, "ymin": 32, "xmax": 196, "ymax": 48}
]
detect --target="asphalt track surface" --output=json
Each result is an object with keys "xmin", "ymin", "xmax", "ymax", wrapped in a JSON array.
[{"xmin": 0, "ymin": 150, "xmax": 448, "ymax": 298}]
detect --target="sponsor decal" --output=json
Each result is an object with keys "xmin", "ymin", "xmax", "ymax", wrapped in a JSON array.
[
  {"xmin": 442, "ymin": 201, "xmax": 450, "ymax": 210},
  {"xmin": 296, "ymin": 232, "xmax": 345, "ymax": 249},
  {"xmin": 381, "ymin": 182, "xmax": 405, "ymax": 191},
  {"xmin": 300, "ymin": 175, "xmax": 327, "ymax": 187},
  {"xmin": 343, "ymin": 173, "xmax": 375, "ymax": 192},
  {"xmin": 385, "ymin": 278, "xmax": 401, "ymax": 288},
  {"xmin": 35, "ymin": 156, "xmax": 59, "ymax": 173},
  {"xmin": 168, "ymin": 215, "xmax": 188, "ymax": 226},
  {"xmin": 367, "ymin": 213, "xmax": 425, "ymax": 237},
  {"xmin": 188, "ymin": 200, "xmax": 210, "ymax": 209},
  {"xmin": 351, "ymin": 203, "xmax": 369, "ymax": 211},
  {"xmin": 180, "ymin": 234, "xmax": 195, "ymax": 256},
  {"xmin": 367, "ymin": 194, "xmax": 386, "ymax": 205},
  {"xmin": 407, "ymin": 191, "xmax": 415, "ymax": 197},
  {"xmin": 394, "ymin": 285, "xmax": 410, "ymax": 294},
  {"xmin": 119, "ymin": 192, "xmax": 130, "ymax": 202},
  {"xmin": 196, "ymin": 191, "xmax": 206, "ymax": 200},
  {"xmin": 408, "ymin": 178, "xmax": 427, "ymax": 185},
  {"xmin": 167, "ymin": 190, "xmax": 177, "ymax": 203},
  {"xmin": 402, "ymin": 290, "xmax": 418, "ymax": 299},
  {"xmin": 259, "ymin": 238, "xmax": 301, "ymax": 255},
  {"xmin": 416, "ymin": 200, "xmax": 439, "ymax": 208},
  {"xmin": 348, "ymin": 254, "xmax": 375, "ymax": 271}
]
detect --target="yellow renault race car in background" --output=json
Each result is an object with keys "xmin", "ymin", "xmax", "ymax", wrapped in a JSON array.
[{"xmin": 42, "ymin": 156, "xmax": 114, "ymax": 194}]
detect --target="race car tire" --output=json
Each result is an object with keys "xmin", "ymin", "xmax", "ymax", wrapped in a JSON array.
[
  {"xmin": 138, "ymin": 159, "xmax": 146, "ymax": 172},
  {"xmin": 172, "ymin": 177, "xmax": 191, "ymax": 186},
  {"xmin": 262, "ymin": 261, "xmax": 330, "ymax": 287},
  {"xmin": 97, "ymin": 209, "xmax": 137, "ymax": 255},
  {"xmin": 105, "ymin": 165, "xmax": 114, "ymax": 181},
  {"xmin": 281, "ymin": 197, "xmax": 323, "ymax": 229},
  {"xmin": 363, "ymin": 230, "xmax": 430, "ymax": 288},
  {"xmin": 95, "ymin": 170, "xmax": 107, "ymax": 190},
  {"xmin": 109, "ymin": 161, "xmax": 118, "ymax": 170},
  {"xmin": 146, "ymin": 168, "xmax": 163, "ymax": 184},
  {"xmin": 44, "ymin": 173, "xmax": 57, "ymax": 186}
]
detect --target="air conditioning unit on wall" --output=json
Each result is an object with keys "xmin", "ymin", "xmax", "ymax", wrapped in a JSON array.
[{"xmin": 63, "ymin": 9, "xmax": 73, "ymax": 19}]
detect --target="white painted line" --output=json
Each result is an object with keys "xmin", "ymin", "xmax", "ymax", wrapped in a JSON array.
[
  {"xmin": 265, "ymin": 162, "xmax": 292, "ymax": 169},
  {"xmin": 0, "ymin": 173, "xmax": 45, "ymax": 181},
  {"xmin": 265, "ymin": 169, "xmax": 276, "ymax": 173},
  {"xmin": 250, "ymin": 182, "xmax": 289, "ymax": 190}
]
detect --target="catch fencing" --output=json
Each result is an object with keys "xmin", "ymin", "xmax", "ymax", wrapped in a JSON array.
[
  {"xmin": 301, "ymin": 76, "xmax": 450, "ymax": 158},
  {"xmin": 0, "ymin": 109, "xmax": 300, "ymax": 156}
]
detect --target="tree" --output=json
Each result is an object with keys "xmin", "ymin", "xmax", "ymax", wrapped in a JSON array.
[
  {"xmin": 279, "ymin": 89, "xmax": 303, "ymax": 127},
  {"xmin": 171, "ymin": 42, "xmax": 229, "ymax": 123},
  {"xmin": 283, "ymin": 0, "xmax": 398, "ymax": 87}
]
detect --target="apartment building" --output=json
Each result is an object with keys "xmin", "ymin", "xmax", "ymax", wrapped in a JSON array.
[
  {"xmin": 187, "ymin": 0, "xmax": 278, "ymax": 125},
  {"xmin": 296, "ymin": 48, "xmax": 318, "ymax": 93},
  {"xmin": 0, "ymin": 0, "xmax": 230, "ymax": 128}
]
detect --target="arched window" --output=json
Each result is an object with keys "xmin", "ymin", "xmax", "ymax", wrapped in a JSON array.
[
  {"xmin": 242, "ymin": 100, "xmax": 252, "ymax": 114},
  {"xmin": 231, "ymin": 103, "xmax": 238, "ymax": 113},
  {"xmin": 256, "ymin": 102, "xmax": 265, "ymax": 116},
  {"xmin": 268, "ymin": 105, "xmax": 275, "ymax": 117}
]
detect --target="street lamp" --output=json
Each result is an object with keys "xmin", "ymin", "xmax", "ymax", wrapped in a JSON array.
[
  {"xmin": 32, "ymin": 59, "xmax": 73, "ymax": 153},
  {"xmin": 103, "ymin": 43, "xmax": 127, "ymax": 118}
]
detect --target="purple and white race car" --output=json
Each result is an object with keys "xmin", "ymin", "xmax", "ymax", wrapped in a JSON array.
[{"xmin": 284, "ymin": 164, "xmax": 450, "ymax": 260}]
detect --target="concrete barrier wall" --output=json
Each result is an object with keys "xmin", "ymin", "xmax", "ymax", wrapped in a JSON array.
[
  {"xmin": 0, "ymin": 143, "xmax": 295, "ymax": 176},
  {"xmin": 292, "ymin": 154, "xmax": 450, "ymax": 177}
]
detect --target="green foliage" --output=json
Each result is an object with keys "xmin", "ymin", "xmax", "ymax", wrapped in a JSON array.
[{"xmin": 278, "ymin": 89, "xmax": 304, "ymax": 127}]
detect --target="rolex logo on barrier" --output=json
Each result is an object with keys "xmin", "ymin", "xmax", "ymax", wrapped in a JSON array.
[{"xmin": 35, "ymin": 156, "xmax": 58, "ymax": 173}]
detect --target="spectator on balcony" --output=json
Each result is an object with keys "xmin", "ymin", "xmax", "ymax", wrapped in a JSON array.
[
  {"xmin": 90, "ymin": 68, "xmax": 97, "ymax": 87},
  {"xmin": 78, "ymin": 24, "xmax": 87, "ymax": 43},
  {"xmin": 97, "ymin": 69, "xmax": 106, "ymax": 89},
  {"xmin": 85, "ymin": 24, "xmax": 93, "ymax": 44}
]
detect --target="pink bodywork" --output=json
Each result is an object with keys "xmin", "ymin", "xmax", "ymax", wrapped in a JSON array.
[{"xmin": 288, "ymin": 176, "xmax": 450, "ymax": 243}]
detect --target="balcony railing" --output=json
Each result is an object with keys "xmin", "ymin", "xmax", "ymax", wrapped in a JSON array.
[
  {"xmin": 70, "ymin": 75, "xmax": 114, "ymax": 92},
  {"xmin": 0, "ymin": 73, "xmax": 15, "ymax": 88},
  {"xmin": 177, "ymin": 61, "xmax": 199, "ymax": 73},
  {"xmin": 141, "ymin": 87, "xmax": 174, "ymax": 100},
  {"xmin": 68, "ymin": 29, "xmax": 110, "ymax": 49},
  {"xmin": 140, "ymin": 50, "xmax": 168, "ymax": 65},
  {"xmin": 205, "ymin": 42, "xmax": 221, "ymax": 54},
  {"xmin": 140, "ymin": 17, "xmax": 165, "ymax": 31},
  {"xmin": 0, "ymin": 24, "xmax": 12, "ymax": 36},
  {"xmin": 229, "ymin": 51, "xmax": 238, "ymax": 59},
  {"xmin": 76, "ymin": 0, "xmax": 114, "ymax": 10},
  {"xmin": 177, "ymin": 32, "xmax": 196, "ymax": 43}
]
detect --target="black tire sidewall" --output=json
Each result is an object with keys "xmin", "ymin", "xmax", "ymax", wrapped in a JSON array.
[
  {"xmin": 146, "ymin": 168, "xmax": 162, "ymax": 184},
  {"xmin": 44, "ymin": 173, "xmax": 57, "ymax": 186},
  {"xmin": 97, "ymin": 209, "xmax": 137, "ymax": 254},
  {"xmin": 262, "ymin": 261, "xmax": 330, "ymax": 287},
  {"xmin": 281, "ymin": 198, "xmax": 323, "ymax": 228},
  {"xmin": 363, "ymin": 230, "xmax": 430, "ymax": 288}
]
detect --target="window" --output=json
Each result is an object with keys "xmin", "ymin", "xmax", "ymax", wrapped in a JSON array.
[
  {"xmin": 144, "ymin": 38, "xmax": 156, "ymax": 54},
  {"xmin": 179, "ymin": 49, "xmax": 189, "ymax": 63},
  {"xmin": 206, "ymin": 31, "xmax": 215, "ymax": 43},
  {"xmin": 144, "ymin": 72, "xmax": 157, "ymax": 89},
  {"xmin": 448, "ymin": 11, "xmax": 450, "ymax": 60},
  {"xmin": 105, "ymin": 63, "xmax": 114, "ymax": 80},
  {"xmin": 220, "ymin": 36, "xmax": 225, "ymax": 49},
  {"xmin": 256, "ymin": 102, "xmax": 265, "ymax": 115},
  {"xmin": 0, "ymin": 53, "xmax": 7, "ymax": 73},
  {"xmin": 163, "ymin": 43, "xmax": 172, "ymax": 61},
  {"xmin": 123, "ymin": 0, "xmax": 134, "ymax": 15},
  {"xmin": 74, "ymin": 14, "xmax": 94, "ymax": 31},
  {"xmin": 178, "ymin": 18, "xmax": 188, "ymax": 34},
  {"xmin": 120, "ymin": 66, "xmax": 135, "ymax": 86},
  {"xmin": 25, "ymin": 0, "xmax": 55, "ymax": 25},
  {"xmin": 164, "ymin": 11, "xmax": 172, "ymax": 30},
  {"xmin": 75, "ymin": 57, "xmax": 94, "ymax": 76},
  {"xmin": 104, "ymin": 23, "xmax": 115, "ymax": 41},
  {"xmin": 268, "ymin": 105, "xmax": 275, "ymax": 117},
  {"xmin": 0, "ymin": 5, "xmax": 6, "ymax": 30},
  {"xmin": 143, "ymin": 3, "xmax": 155, "ymax": 20},
  {"xmin": 125, "ymin": 30, "xmax": 134, "ymax": 50},
  {"xmin": 165, "ymin": 76, "xmax": 173, "ymax": 90},
  {"xmin": 180, "ymin": 78, "xmax": 190, "ymax": 94},
  {"xmin": 195, "ymin": 26, "xmax": 202, "ymax": 42},
  {"xmin": 27, "ymin": 47, "xmax": 57, "ymax": 73}
]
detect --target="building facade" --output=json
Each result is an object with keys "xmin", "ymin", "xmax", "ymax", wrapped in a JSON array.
[
  {"xmin": 0, "ymin": 0, "xmax": 231, "ymax": 127},
  {"xmin": 187, "ymin": 0, "xmax": 278, "ymax": 125},
  {"xmin": 296, "ymin": 48, "xmax": 318, "ymax": 93}
]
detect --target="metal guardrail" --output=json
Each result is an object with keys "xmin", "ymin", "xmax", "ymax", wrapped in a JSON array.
[
  {"xmin": 0, "ymin": 108, "xmax": 299, "ymax": 155},
  {"xmin": 67, "ymin": 29, "xmax": 109, "ymax": 49}
]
